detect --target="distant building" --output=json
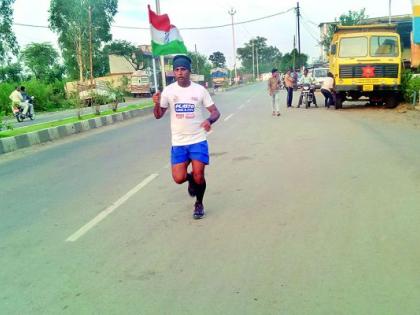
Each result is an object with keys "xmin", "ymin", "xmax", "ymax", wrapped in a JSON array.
[
  {"xmin": 108, "ymin": 44, "xmax": 175, "ymax": 76},
  {"xmin": 318, "ymin": 14, "xmax": 412, "ymax": 62}
]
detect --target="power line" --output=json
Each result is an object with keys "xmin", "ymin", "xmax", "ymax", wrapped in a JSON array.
[
  {"xmin": 180, "ymin": 8, "xmax": 294, "ymax": 30},
  {"xmin": 14, "ymin": 8, "xmax": 294, "ymax": 31},
  {"xmin": 301, "ymin": 19, "xmax": 320, "ymax": 44},
  {"xmin": 299, "ymin": 10, "xmax": 320, "ymax": 28}
]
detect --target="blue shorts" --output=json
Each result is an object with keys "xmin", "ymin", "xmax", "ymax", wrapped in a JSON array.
[{"xmin": 171, "ymin": 140, "xmax": 209, "ymax": 165}]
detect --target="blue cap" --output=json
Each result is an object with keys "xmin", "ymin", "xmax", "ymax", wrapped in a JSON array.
[{"xmin": 173, "ymin": 55, "xmax": 191, "ymax": 71}]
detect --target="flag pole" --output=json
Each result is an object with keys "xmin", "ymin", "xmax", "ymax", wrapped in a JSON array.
[
  {"xmin": 156, "ymin": 0, "xmax": 166, "ymax": 89},
  {"xmin": 148, "ymin": 5, "xmax": 159, "ymax": 93}
]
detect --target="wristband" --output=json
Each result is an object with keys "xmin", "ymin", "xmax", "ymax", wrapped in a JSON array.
[{"xmin": 207, "ymin": 117, "xmax": 215, "ymax": 125}]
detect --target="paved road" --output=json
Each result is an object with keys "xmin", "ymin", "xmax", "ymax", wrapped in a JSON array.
[
  {"xmin": 1, "ymin": 83, "xmax": 420, "ymax": 314},
  {"xmin": 4, "ymin": 98, "xmax": 151, "ymax": 129}
]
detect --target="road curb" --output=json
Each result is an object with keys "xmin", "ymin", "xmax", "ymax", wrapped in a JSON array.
[{"xmin": 0, "ymin": 107, "xmax": 153, "ymax": 155}]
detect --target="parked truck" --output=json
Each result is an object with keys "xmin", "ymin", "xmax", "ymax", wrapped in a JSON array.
[
  {"xmin": 210, "ymin": 68, "xmax": 229, "ymax": 88},
  {"xmin": 130, "ymin": 70, "xmax": 155, "ymax": 97},
  {"xmin": 329, "ymin": 24, "xmax": 402, "ymax": 108}
]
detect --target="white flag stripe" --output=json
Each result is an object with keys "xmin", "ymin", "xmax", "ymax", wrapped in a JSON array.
[{"xmin": 151, "ymin": 25, "xmax": 183, "ymax": 45}]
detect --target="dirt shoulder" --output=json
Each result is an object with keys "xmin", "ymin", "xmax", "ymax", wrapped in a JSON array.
[{"xmin": 341, "ymin": 103, "xmax": 420, "ymax": 129}]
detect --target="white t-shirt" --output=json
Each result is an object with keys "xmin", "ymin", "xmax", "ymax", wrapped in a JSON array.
[
  {"xmin": 160, "ymin": 81, "xmax": 214, "ymax": 146},
  {"xmin": 321, "ymin": 77, "xmax": 334, "ymax": 92}
]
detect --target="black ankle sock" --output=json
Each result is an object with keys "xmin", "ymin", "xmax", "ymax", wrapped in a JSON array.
[
  {"xmin": 186, "ymin": 172, "xmax": 193, "ymax": 183},
  {"xmin": 195, "ymin": 180, "xmax": 206, "ymax": 204}
]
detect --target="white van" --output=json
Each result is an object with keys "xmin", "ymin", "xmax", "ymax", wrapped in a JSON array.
[{"xmin": 312, "ymin": 67, "xmax": 329, "ymax": 89}]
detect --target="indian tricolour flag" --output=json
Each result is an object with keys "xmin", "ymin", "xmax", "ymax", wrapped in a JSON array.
[{"xmin": 148, "ymin": 5, "xmax": 187, "ymax": 56}]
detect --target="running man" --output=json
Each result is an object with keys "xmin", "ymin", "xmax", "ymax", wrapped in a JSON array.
[{"xmin": 153, "ymin": 55, "xmax": 221, "ymax": 219}]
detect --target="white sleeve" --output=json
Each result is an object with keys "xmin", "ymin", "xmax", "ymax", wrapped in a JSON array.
[
  {"xmin": 202, "ymin": 87, "xmax": 214, "ymax": 108},
  {"xmin": 160, "ymin": 89, "xmax": 169, "ymax": 108}
]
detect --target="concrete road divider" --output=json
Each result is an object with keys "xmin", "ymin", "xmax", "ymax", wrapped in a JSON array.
[{"xmin": 0, "ymin": 107, "xmax": 153, "ymax": 155}]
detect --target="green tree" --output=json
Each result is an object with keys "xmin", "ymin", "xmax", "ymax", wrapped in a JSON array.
[
  {"xmin": 279, "ymin": 49, "xmax": 308, "ymax": 72},
  {"xmin": 321, "ymin": 9, "xmax": 368, "ymax": 53},
  {"xmin": 0, "ymin": 0, "xmax": 19, "ymax": 64},
  {"xmin": 49, "ymin": 0, "xmax": 118, "ymax": 81},
  {"xmin": 187, "ymin": 51, "xmax": 212, "ymax": 81},
  {"xmin": 103, "ymin": 40, "xmax": 146, "ymax": 72},
  {"xmin": 237, "ymin": 37, "xmax": 282, "ymax": 74},
  {"xmin": 21, "ymin": 43, "xmax": 60, "ymax": 80},
  {"xmin": 209, "ymin": 51, "xmax": 226, "ymax": 68},
  {"xmin": 0, "ymin": 62, "xmax": 22, "ymax": 82}
]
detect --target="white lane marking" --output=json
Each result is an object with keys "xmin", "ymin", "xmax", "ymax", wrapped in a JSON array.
[
  {"xmin": 246, "ymin": 99, "xmax": 251, "ymax": 103},
  {"xmin": 66, "ymin": 173, "xmax": 159, "ymax": 242},
  {"xmin": 238, "ymin": 104, "xmax": 245, "ymax": 110},
  {"xmin": 224, "ymin": 114, "xmax": 234, "ymax": 122}
]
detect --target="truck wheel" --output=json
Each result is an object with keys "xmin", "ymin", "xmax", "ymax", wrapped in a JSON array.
[
  {"xmin": 384, "ymin": 94, "xmax": 399, "ymax": 108},
  {"xmin": 335, "ymin": 93, "xmax": 344, "ymax": 109}
]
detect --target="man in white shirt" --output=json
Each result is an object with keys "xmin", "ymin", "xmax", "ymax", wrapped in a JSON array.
[
  {"xmin": 297, "ymin": 69, "xmax": 317, "ymax": 107},
  {"xmin": 9, "ymin": 86, "xmax": 28, "ymax": 115},
  {"xmin": 153, "ymin": 55, "xmax": 221, "ymax": 219},
  {"xmin": 320, "ymin": 72, "xmax": 335, "ymax": 108}
]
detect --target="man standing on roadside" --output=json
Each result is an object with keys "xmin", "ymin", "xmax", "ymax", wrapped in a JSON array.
[
  {"xmin": 153, "ymin": 55, "xmax": 221, "ymax": 219},
  {"xmin": 284, "ymin": 69, "xmax": 295, "ymax": 108},
  {"xmin": 267, "ymin": 68, "xmax": 281, "ymax": 116}
]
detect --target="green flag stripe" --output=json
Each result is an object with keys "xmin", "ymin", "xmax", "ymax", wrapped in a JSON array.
[{"xmin": 151, "ymin": 40, "xmax": 187, "ymax": 56}]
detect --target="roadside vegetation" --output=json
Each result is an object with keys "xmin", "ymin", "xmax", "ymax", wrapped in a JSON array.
[{"xmin": 0, "ymin": 102, "xmax": 153, "ymax": 138}]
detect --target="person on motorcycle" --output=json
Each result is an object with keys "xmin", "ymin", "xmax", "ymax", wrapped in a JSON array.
[
  {"xmin": 20, "ymin": 86, "xmax": 34, "ymax": 116},
  {"xmin": 297, "ymin": 69, "xmax": 317, "ymax": 108},
  {"xmin": 9, "ymin": 86, "xmax": 29, "ymax": 115}
]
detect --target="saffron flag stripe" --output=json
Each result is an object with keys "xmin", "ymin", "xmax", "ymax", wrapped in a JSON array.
[{"xmin": 148, "ymin": 5, "xmax": 171, "ymax": 32}]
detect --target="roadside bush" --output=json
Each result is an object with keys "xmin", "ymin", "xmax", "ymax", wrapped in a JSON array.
[
  {"xmin": 0, "ymin": 110, "xmax": 13, "ymax": 131},
  {"xmin": 400, "ymin": 70, "xmax": 413, "ymax": 102},
  {"xmin": 400, "ymin": 70, "xmax": 420, "ymax": 103},
  {"xmin": 0, "ymin": 82, "xmax": 18, "ymax": 114},
  {"xmin": 0, "ymin": 80, "xmax": 71, "ymax": 114}
]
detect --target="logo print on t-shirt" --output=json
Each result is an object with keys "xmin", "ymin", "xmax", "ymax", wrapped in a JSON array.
[{"xmin": 175, "ymin": 103, "xmax": 195, "ymax": 113}]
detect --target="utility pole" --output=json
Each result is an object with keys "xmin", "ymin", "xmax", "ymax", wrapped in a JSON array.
[
  {"xmin": 296, "ymin": 2, "xmax": 301, "ymax": 54},
  {"xmin": 88, "ymin": 5, "xmax": 93, "ymax": 87},
  {"xmin": 293, "ymin": 35, "xmax": 296, "ymax": 70},
  {"xmin": 228, "ymin": 8, "xmax": 237, "ymax": 84},
  {"xmin": 195, "ymin": 44, "xmax": 199, "ymax": 74},
  {"xmin": 256, "ymin": 46, "xmax": 259, "ymax": 80},
  {"xmin": 388, "ymin": 0, "xmax": 392, "ymax": 23},
  {"xmin": 252, "ymin": 39, "xmax": 255, "ymax": 80},
  {"xmin": 156, "ymin": 0, "xmax": 166, "ymax": 88}
]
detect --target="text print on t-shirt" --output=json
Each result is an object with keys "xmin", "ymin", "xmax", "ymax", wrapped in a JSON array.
[{"xmin": 175, "ymin": 103, "xmax": 196, "ymax": 119}]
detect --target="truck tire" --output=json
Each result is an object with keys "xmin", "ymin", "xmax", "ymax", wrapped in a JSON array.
[
  {"xmin": 335, "ymin": 93, "xmax": 344, "ymax": 109},
  {"xmin": 384, "ymin": 94, "xmax": 399, "ymax": 108}
]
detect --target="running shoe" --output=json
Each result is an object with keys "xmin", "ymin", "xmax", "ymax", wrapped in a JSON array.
[{"xmin": 193, "ymin": 202, "xmax": 205, "ymax": 219}]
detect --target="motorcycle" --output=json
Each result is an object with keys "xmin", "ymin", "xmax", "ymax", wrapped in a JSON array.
[
  {"xmin": 13, "ymin": 96, "xmax": 35, "ymax": 122},
  {"xmin": 299, "ymin": 84, "xmax": 315, "ymax": 108}
]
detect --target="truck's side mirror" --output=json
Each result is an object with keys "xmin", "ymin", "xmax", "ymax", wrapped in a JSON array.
[{"xmin": 330, "ymin": 44, "xmax": 337, "ymax": 55}]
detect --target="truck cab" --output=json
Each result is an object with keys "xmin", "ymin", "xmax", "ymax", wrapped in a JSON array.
[
  {"xmin": 329, "ymin": 24, "xmax": 402, "ymax": 108},
  {"xmin": 130, "ymin": 70, "xmax": 154, "ymax": 97}
]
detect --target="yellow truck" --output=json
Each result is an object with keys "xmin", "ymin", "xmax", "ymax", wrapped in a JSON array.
[{"xmin": 329, "ymin": 24, "xmax": 402, "ymax": 108}]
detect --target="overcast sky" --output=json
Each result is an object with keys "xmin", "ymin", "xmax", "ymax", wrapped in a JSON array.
[{"xmin": 12, "ymin": 0, "xmax": 411, "ymax": 67}]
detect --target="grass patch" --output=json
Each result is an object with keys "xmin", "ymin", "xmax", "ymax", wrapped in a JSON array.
[{"xmin": 0, "ymin": 102, "xmax": 153, "ymax": 138}]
